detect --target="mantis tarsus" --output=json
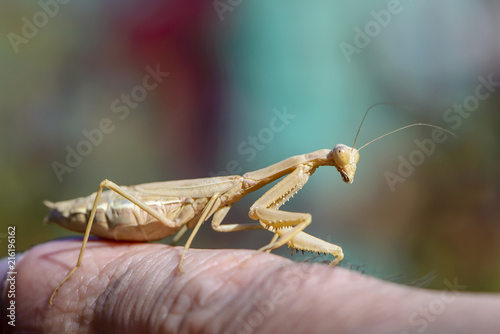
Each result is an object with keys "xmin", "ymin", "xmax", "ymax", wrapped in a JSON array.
[{"xmin": 45, "ymin": 103, "xmax": 456, "ymax": 305}]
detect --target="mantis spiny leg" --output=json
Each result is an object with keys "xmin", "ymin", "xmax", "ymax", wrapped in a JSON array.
[
  {"xmin": 249, "ymin": 164, "xmax": 343, "ymax": 264},
  {"xmin": 249, "ymin": 165, "xmax": 313, "ymax": 253},
  {"xmin": 254, "ymin": 209, "xmax": 312, "ymax": 252}
]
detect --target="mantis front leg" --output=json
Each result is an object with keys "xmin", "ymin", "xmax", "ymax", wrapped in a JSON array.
[{"xmin": 249, "ymin": 164, "xmax": 344, "ymax": 265}]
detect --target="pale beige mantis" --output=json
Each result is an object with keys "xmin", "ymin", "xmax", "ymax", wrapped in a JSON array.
[{"xmin": 45, "ymin": 103, "xmax": 456, "ymax": 305}]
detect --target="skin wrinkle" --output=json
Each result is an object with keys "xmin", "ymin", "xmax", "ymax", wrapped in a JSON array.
[
  {"xmin": 184, "ymin": 253, "xmax": 285, "ymax": 334},
  {"xmin": 193, "ymin": 250, "xmax": 277, "ymax": 306},
  {"xmin": 221, "ymin": 262, "xmax": 314, "ymax": 333},
  {"xmin": 159, "ymin": 252, "xmax": 261, "ymax": 333},
  {"xmin": 161, "ymin": 250, "xmax": 229, "ymax": 333},
  {"xmin": 246, "ymin": 263, "xmax": 318, "ymax": 333},
  {"xmin": 206, "ymin": 259, "xmax": 305, "ymax": 334},
  {"xmin": 128, "ymin": 248, "xmax": 175, "ymax": 316},
  {"xmin": 136, "ymin": 254, "xmax": 173, "ymax": 334},
  {"xmin": 95, "ymin": 263, "xmax": 137, "ymax": 332},
  {"xmin": 181, "ymin": 252, "xmax": 229, "ymax": 307},
  {"xmin": 17, "ymin": 243, "xmax": 69, "ymax": 331},
  {"xmin": 173, "ymin": 250, "xmax": 257, "ymax": 333},
  {"xmin": 93, "ymin": 245, "xmax": 150, "ymax": 315},
  {"xmin": 56, "ymin": 248, "xmax": 107, "ymax": 331},
  {"xmin": 95, "ymin": 245, "xmax": 178, "ymax": 333},
  {"xmin": 140, "ymin": 250, "xmax": 179, "ymax": 330},
  {"xmin": 134, "ymin": 249, "xmax": 231, "ymax": 333},
  {"xmin": 75, "ymin": 245, "xmax": 128, "ymax": 328},
  {"xmin": 160, "ymin": 270, "xmax": 199, "ymax": 333},
  {"xmin": 153, "ymin": 254, "xmax": 196, "ymax": 332},
  {"xmin": 188, "ymin": 254, "xmax": 258, "ymax": 334},
  {"xmin": 127, "ymin": 247, "xmax": 192, "ymax": 333},
  {"xmin": 59, "ymin": 242, "xmax": 139, "ymax": 311}
]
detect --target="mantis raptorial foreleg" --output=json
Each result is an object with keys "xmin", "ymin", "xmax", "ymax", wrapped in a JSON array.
[
  {"xmin": 245, "ymin": 163, "xmax": 344, "ymax": 264},
  {"xmin": 255, "ymin": 209, "xmax": 312, "ymax": 252},
  {"xmin": 249, "ymin": 165, "xmax": 314, "ymax": 253}
]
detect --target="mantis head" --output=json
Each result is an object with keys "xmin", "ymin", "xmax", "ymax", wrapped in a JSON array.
[{"xmin": 331, "ymin": 144, "xmax": 359, "ymax": 184}]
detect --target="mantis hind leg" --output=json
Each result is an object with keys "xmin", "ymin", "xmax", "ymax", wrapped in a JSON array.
[{"xmin": 50, "ymin": 179, "xmax": 176, "ymax": 305}]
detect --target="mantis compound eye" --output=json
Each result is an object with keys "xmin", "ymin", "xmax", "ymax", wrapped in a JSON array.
[{"xmin": 332, "ymin": 144, "xmax": 351, "ymax": 167}]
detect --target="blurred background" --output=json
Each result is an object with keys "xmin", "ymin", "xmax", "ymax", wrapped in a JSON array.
[{"xmin": 1, "ymin": 0, "xmax": 499, "ymax": 292}]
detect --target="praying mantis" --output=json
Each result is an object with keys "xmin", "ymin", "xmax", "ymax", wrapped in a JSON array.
[{"xmin": 44, "ymin": 103, "xmax": 456, "ymax": 305}]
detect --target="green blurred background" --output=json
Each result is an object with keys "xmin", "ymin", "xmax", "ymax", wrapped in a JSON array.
[{"xmin": 1, "ymin": 1, "xmax": 499, "ymax": 292}]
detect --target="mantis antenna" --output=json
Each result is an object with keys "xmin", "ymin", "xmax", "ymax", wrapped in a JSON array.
[
  {"xmin": 357, "ymin": 123, "xmax": 457, "ymax": 151},
  {"xmin": 352, "ymin": 102, "xmax": 458, "ymax": 151}
]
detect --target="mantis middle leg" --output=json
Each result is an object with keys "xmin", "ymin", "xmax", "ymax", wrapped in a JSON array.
[{"xmin": 210, "ymin": 204, "xmax": 277, "ymax": 252}]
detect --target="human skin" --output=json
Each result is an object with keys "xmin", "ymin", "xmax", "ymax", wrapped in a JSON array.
[{"xmin": 2, "ymin": 239, "xmax": 500, "ymax": 334}]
